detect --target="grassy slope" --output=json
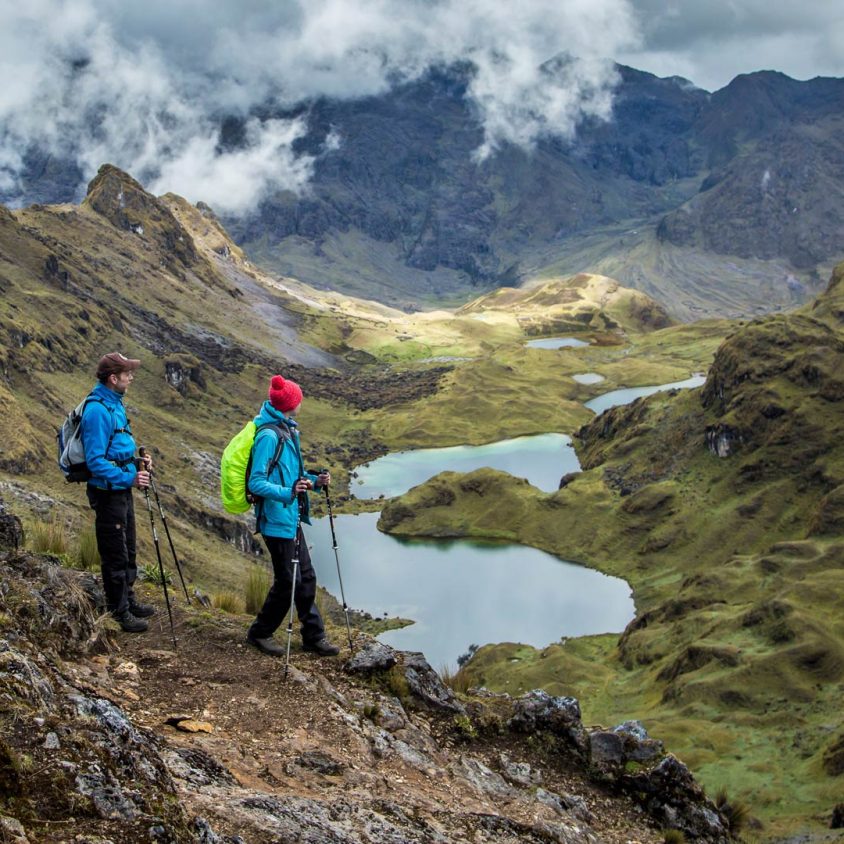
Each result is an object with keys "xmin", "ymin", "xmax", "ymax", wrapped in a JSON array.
[
  {"xmin": 375, "ymin": 264, "xmax": 844, "ymax": 835},
  {"xmin": 0, "ymin": 172, "xmax": 372, "ymax": 596}
]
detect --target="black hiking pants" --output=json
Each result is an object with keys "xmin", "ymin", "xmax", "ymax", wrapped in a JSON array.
[
  {"xmin": 87, "ymin": 486, "xmax": 138, "ymax": 617},
  {"xmin": 249, "ymin": 528, "xmax": 326, "ymax": 644}
]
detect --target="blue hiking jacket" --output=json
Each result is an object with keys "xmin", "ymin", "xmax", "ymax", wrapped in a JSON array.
[
  {"xmin": 80, "ymin": 383, "xmax": 138, "ymax": 490},
  {"xmin": 247, "ymin": 401, "xmax": 318, "ymax": 538}
]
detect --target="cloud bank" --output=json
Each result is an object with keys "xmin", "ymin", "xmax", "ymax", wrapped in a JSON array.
[{"xmin": 0, "ymin": 0, "xmax": 638, "ymax": 213}]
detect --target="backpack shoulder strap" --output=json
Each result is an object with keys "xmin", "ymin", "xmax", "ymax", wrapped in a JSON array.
[{"xmin": 256, "ymin": 423, "xmax": 290, "ymax": 474}]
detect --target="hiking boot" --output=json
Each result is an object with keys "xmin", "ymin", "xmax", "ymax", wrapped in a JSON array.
[
  {"xmin": 302, "ymin": 638, "xmax": 340, "ymax": 657},
  {"xmin": 247, "ymin": 634, "xmax": 286, "ymax": 657},
  {"xmin": 115, "ymin": 612, "xmax": 148, "ymax": 633},
  {"xmin": 128, "ymin": 601, "xmax": 155, "ymax": 618}
]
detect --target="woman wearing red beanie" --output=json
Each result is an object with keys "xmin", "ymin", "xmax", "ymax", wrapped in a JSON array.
[{"xmin": 245, "ymin": 375, "xmax": 339, "ymax": 657}]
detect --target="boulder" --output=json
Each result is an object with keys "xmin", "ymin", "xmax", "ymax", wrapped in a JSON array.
[
  {"xmin": 508, "ymin": 690, "xmax": 588, "ymax": 755},
  {"xmin": 0, "ymin": 498, "xmax": 23, "ymax": 552},
  {"xmin": 621, "ymin": 754, "xmax": 730, "ymax": 843},
  {"xmin": 401, "ymin": 652, "xmax": 466, "ymax": 714},
  {"xmin": 344, "ymin": 641, "xmax": 397, "ymax": 674}
]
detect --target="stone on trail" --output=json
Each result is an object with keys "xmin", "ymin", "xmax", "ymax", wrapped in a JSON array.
[
  {"xmin": 176, "ymin": 719, "xmax": 214, "ymax": 734},
  {"xmin": 344, "ymin": 640, "xmax": 397, "ymax": 673}
]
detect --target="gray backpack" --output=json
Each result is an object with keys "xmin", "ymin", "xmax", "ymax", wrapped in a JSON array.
[{"xmin": 57, "ymin": 397, "xmax": 123, "ymax": 482}]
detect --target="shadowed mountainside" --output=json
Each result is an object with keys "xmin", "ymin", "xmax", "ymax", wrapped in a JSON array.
[
  {"xmin": 8, "ymin": 67, "xmax": 844, "ymax": 316},
  {"xmin": 227, "ymin": 67, "xmax": 844, "ymax": 312}
]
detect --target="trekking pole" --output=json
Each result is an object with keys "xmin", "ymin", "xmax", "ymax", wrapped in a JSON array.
[
  {"xmin": 140, "ymin": 474, "xmax": 177, "ymax": 650},
  {"xmin": 322, "ymin": 473, "xmax": 354, "ymax": 652},
  {"xmin": 284, "ymin": 490, "xmax": 305, "ymax": 681},
  {"xmin": 139, "ymin": 446, "xmax": 190, "ymax": 604}
]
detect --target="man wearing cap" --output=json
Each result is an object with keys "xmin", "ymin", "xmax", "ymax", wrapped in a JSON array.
[
  {"xmin": 82, "ymin": 353, "xmax": 154, "ymax": 633},
  {"xmin": 246, "ymin": 374, "xmax": 340, "ymax": 657}
]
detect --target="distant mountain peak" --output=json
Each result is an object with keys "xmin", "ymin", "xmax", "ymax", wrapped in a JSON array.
[{"xmin": 83, "ymin": 164, "xmax": 200, "ymax": 273}]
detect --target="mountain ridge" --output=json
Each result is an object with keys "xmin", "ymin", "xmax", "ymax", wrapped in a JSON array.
[{"xmin": 7, "ymin": 66, "xmax": 843, "ymax": 314}]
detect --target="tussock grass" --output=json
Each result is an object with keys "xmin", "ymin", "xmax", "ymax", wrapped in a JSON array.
[
  {"xmin": 73, "ymin": 526, "xmax": 101, "ymax": 572},
  {"xmin": 28, "ymin": 515, "xmax": 70, "ymax": 556},
  {"xmin": 212, "ymin": 591, "xmax": 244, "ymax": 614},
  {"xmin": 439, "ymin": 663, "xmax": 472, "ymax": 695},
  {"xmin": 662, "ymin": 830, "xmax": 686, "ymax": 844},
  {"xmin": 714, "ymin": 787, "xmax": 751, "ymax": 834},
  {"xmin": 244, "ymin": 566, "xmax": 270, "ymax": 614}
]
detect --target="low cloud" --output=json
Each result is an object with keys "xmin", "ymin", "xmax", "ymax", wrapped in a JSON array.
[{"xmin": 0, "ymin": 0, "xmax": 639, "ymax": 212}]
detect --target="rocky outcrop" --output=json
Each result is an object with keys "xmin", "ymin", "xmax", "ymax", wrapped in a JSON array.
[
  {"xmin": 164, "ymin": 354, "xmax": 207, "ymax": 397},
  {"xmin": 0, "ymin": 497, "xmax": 23, "ymax": 550},
  {"xmin": 0, "ymin": 492, "xmax": 734, "ymax": 844},
  {"xmin": 0, "ymin": 548, "xmax": 228, "ymax": 842},
  {"xmin": 84, "ymin": 165, "xmax": 201, "ymax": 275}
]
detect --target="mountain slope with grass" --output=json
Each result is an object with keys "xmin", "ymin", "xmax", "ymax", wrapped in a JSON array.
[
  {"xmin": 0, "ymin": 164, "xmax": 713, "ymax": 590},
  {"xmin": 377, "ymin": 261, "xmax": 844, "ymax": 836}
]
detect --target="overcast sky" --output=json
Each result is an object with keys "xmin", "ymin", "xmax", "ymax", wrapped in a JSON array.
[
  {"xmin": 1, "ymin": 0, "xmax": 842, "ymax": 213},
  {"xmin": 624, "ymin": 0, "xmax": 844, "ymax": 89}
]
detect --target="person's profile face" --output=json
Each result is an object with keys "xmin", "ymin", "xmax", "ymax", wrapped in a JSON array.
[{"xmin": 110, "ymin": 370, "xmax": 134, "ymax": 394}]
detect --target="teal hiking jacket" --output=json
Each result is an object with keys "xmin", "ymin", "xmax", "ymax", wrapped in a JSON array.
[{"xmin": 247, "ymin": 401, "xmax": 318, "ymax": 538}]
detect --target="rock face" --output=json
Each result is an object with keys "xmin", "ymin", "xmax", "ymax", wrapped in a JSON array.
[
  {"xmin": 0, "ymin": 497, "xmax": 23, "ymax": 550},
  {"xmin": 0, "ymin": 548, "xmax": 227, "ymax": 842},
  {"xmin": 164, "ymin": 355, "xmax": 206, "ymax": 397},
  {"xmin": 84, "ymin": 164, "xmax": 202, "ymax": 275},
  {"xmin": 9, "ymin": 68, "xmax": 843, "ymax": 306}
]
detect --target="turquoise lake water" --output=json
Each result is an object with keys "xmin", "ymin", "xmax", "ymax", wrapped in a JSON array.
[
  {"xmin": 352, "ymin": 433, "xmax": 580, "ymax": 499},
  {"xmin": 583, "ymin": 374, "xmax": 706, "ymax": 416},
  {"xmin": 307, "ymin": 371, "xmax": 706, "ymax": 664},
  {"xmin": 306, "ymin": 512, "xmax": 634, "ymax": 668}
]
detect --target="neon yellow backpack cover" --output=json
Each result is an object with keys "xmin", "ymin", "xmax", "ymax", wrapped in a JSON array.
[{"xmin": 220, "ymin": 421, "xmax": 257, "ymax": 514}]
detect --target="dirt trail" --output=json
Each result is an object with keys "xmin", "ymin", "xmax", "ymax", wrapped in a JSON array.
[{"xmin": 80, "ymin": 594, "xmax": 664, "ymax": 843}]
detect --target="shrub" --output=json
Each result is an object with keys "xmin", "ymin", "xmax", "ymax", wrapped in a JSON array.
[
  {"xmin": 439, "ymin": 663, "xmax": 472, "ymax": 695},
  {"xmin": 386, "ymin": 666, "xmax": 410, "ymax": 705},
  {"xmin": 453, "ymin": 714, "xmax": 477, "ymax": 741},
  {"xmin": 244, "ymin": 566, "xmax": 270, "ymax": 614},
  {"xmin": 212, "ymin": 591, "xmax": 244, "ymax": 614},
  {"xmin": 140, "ymin": 562, "xmax": 171, "ymax": 586},
  {"xmin": 28, "ymin": 515, "xmax": 70, "ymax": 556}
]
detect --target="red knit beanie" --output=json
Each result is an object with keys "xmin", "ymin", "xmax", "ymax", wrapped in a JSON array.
[{"xmin": 268, "ymin": 375, "xmax": 303, "ymax": 413}]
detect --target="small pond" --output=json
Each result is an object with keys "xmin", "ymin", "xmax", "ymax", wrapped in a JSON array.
[
  {"xmin": 584, "ymin": 374, "xmax": 706, "ymax": 416},
  {"xmin": 306, "ymin": 512, "xmax": 634, "ymax": 669},
  {"xmin": 352, "ymin": 433, "xmax": 580, "ymax": 499},
  {"xmin": 572, "ymin": 373, "xmax": 605, "ymax": 385},
  {"xmin": 525, "ymin": 336, "xmax": 590, "ymax": 349}
]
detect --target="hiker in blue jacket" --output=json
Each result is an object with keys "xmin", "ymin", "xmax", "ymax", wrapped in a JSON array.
[
  {"xmin": 246, "ymin": 374, "xmax": 339, "ymax": 657},
  {"xmin": 81, "ymin": 353, "xmax": 154, "ymax": 633}
]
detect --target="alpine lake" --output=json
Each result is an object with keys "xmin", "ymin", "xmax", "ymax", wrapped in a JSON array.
[{"xmin": 307, "ymin": 361, "xmax": 707, "ymax": 668}]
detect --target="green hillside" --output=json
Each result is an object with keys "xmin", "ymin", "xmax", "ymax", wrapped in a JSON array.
[{"xmin": 378, "ymin": 262, "xmax": 844, "ymax": 835}]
